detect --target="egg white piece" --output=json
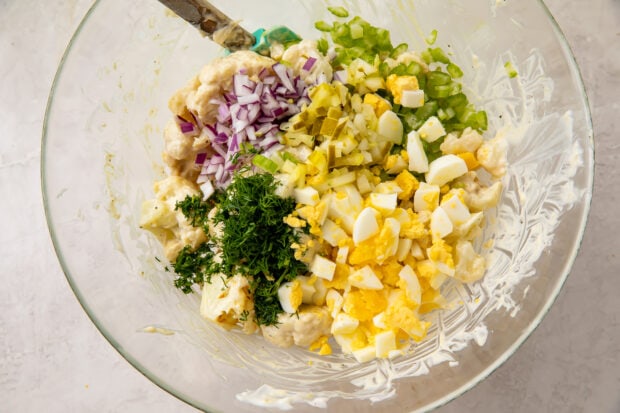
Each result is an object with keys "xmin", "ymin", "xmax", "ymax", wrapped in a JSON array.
[
  {"xmin": 417, "ymin": 116, "xmax": 446, "ymax": 143},
  {"xmin": 331, "ymin": 313, "xmax": 360, "ymax": 335},
  {"xmin": 368, "ymin": 192, "xmax": 397, "ymax": 214},
  {"xmin": 413, "ymin": 182, "xmax": 440, "ymax": 212},
  {"xmin": 349, "ymin": 266, "xmax": 383, "ymax": 290},
  {"xmin": 375, "ymin": 330, "xmax": 397, "ymax": 358},
  {"xmin": 296, "ymin": 276, "xmax": 317, "ymax": 304},
  {"xmin": 310, "ymin": 254, "xmax": 336, "ymax": 281},
  {"xmin": 326, "ymin": 289, "xmax": 344, "ymax": 318},
  {"xmin": 321, "ymin": 218, "xmax": 349, "ymax": 247},
  {"xmin": 431, "ymin": 206, "xmax": 454, "ymax": 238},
  {"xmin": 400, "ymin": 89, "xmax": 425, "ymax": 108},
  {"xmin": 293, "ymin": 186, "xmax": 319, "ymax": 206},
  {"xmin": 425, "ymin": 154, "xmax": 468, "ymax": 186},
  {"xmin": 441, "ymin": 193, "xmax": 471, "ymax": 225},
  {"xmin": 377, "ymin": 110, "xmax": 404, "ymax": 144},
  {"xmin": 398, "ymin": 264, "xmax": 422, "ymax": 305},
  {"xmin": 396, "ymin": 237, "xmax": 413, "ymax": 262},
  {"xmin": 277, "ymin": 281, "xmax": 302, "ymax": 313},
  {"xmin": 406, "ymin": 130, "xmax": 429, "ymax": 173},
  {"xmin": 353, "ymin": 207, "xmax": 380, "ymax": 245},
  {"xmin": 336, "ymin": 245, "xmax": 350, "ymax": 264}
]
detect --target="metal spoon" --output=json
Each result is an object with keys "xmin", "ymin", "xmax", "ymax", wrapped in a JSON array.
[{"xmin": 158, "ymin": 0, "xmax": 256, "ymax": 51}]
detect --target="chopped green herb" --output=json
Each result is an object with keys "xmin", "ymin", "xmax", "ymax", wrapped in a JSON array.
[
  {"xmin": 212, "ymin": 173, "xmax": 307, "ymax": 326},
  {"xmin": 174, "ymin": 195, "xmax": 212, "ymax": 228},
  {"xmin": 172, "ymin": 243, "xmax": 220, "ymax": 293}
]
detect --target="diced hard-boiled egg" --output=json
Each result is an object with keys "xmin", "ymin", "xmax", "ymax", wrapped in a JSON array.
[
  {"xmin": 398, "ymin": 264, "xmax": 422, "ymax": 305},
  {"xmin": 312, "ymin": 277, "xmax": 328, "ymax": 305},
  {"xmin": 374, "ymin": 330, "xmax": 397, "ymax": 358},
  {"xmin": 296, "ymin": 276, "xmax": 317, "ymax": 304},
  {"xmin": 377, "ymin": 218, "xmax": 401, "ymax": 260},
  {"xmin": 294, "ymin": 186, "xmax": 320, "ymax": 206},
  {"xmin": 363, "ymin": 93, "xmax": 391, "ymax": 117},
  {"xmin": 441, "ymin": 191, "xmax": 471, "ymax": 225},
  {"xmin": 368, "ymin": 192, "xmax": 398, "ymax": 214},
  {"xmin": 377, "ymin": 110, "xmax": 404, "ymax": 144},
  {"xmin": 310, "ymin": 255, "xmax": 337, "ymax": 281},
  {"xmin": 410, "ymin": 240, "xmax": 425, "ymax": 260},
  {"xmin": 336, "ymin": 246, "xmax": 350, "ymax": 264},
  {"xmin": 417, "ymin": 116, "xmax": 446, "ymax": 143},
  {"xmin": 406, "ymin": 130, "xmax": 429, "ymax": 173},
  {"xmin": 373, "ymin": 312, "xmax": 387, "ymax": 329},
  {"xmin": 396, "ymin": 237, "xmax": 413, "ymax": 262},
  {"xmin": 349, "ymin": 266, "xmax": 383, "ymax": 290},
  {"xmin": 427, "ymin": 240, "xmax": 455, "ymax": 276},
  {"xmin": 430, "ymin": 206, "xmax": 453, "ymax": 238},
  {"xmin": 326, "ymin": 289, "xmax": 344, "ymax": 318},
  {"xmin": 386, "ymin": 74, "xmax": 419, "ymax": 104},
  {"xmin": 331, "ymin": 313, "xmax": 360, "ymax": 334},
  {"xmin": 400, "ymin": 89, "xmax": 425, "ymax": 108},
  {"xmin": 277, "ymin": 280, "xmax": 303, "ymax": 313},
  {"xmin": 425, "ymin": 154, "xmax": 468, "ymax": 186},
  {"xmin": 321, "ymin": 218, "xmax": 349, "ymax": 247},
  {"xmin": 413, "ymin": 182, "xmax": 440, "ymax": 212},
  {"xmin": 353, "ymin": 207, "xmax": 380, "ymax": 245}
]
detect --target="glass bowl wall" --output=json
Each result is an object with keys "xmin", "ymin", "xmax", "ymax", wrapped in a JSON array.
[{"xmin": 42, "ymin": 0, "xmax": 593, "ymax": 411}]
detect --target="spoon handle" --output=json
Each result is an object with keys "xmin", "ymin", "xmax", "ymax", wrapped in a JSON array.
[{"xmin": 158, "ymin": 0, "xmax": 255, "ymax": 51}]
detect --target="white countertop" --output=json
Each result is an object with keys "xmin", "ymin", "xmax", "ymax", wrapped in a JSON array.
[{"xmin": 1, "ymin": 0, "xmax": 618, "ymax": 411}]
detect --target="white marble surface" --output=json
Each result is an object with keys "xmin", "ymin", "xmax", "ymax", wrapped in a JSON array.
[{"xmin": 1, "ymin": 0, "xmax": 618, "ymax": 411}]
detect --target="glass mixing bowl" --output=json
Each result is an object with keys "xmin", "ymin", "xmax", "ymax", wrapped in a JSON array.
[{"xmin": 42, "ymin": 0, "xmax": 593, "ymax": 411}]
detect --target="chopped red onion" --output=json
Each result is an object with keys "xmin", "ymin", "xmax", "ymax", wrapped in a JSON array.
[
  {"xmin": 193, "ymin": 62, "xmax": 313, "ymax": 189},
  {"xmin": 302, "ymin": 57, "xmax": 317, "ymax": 72},
  {"xmin": 195, "ymin": 152, "xmax": 207, "ymax": 165}
]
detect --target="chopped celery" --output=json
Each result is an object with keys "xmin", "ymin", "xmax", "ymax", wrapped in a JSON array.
[
  {"xmin": 328, "ymin": 6, "xmax": 350, "ymax": 18},
  {"xmin": 317, "ymin": 38, "xmax": 329, "ymax": 54},
  {"xmin": 252, "ymin": 154, "xmax": 279, "ymax": 174},
  {"xmin": 426, "ymin": 70, "xmax": 451, "ymax": 86},
  {"xmin": 391, "ymin": 43, "xmax": 408, "ymax": 58},
  {"xmin": 429, "ymin": 47, "xmax": 450, "ymax": 64},
  {"xmin": 447, "ymin": 62, "xmax": 463, "ymax": 78},
  {"xmin": 314, "ymin": 21, "xmax": 333, "ymax": 32},
  {"xmin": 427, "ymin": 84, "xmax": 452, "ymax": 99},
  {"xmin": 425, "ymin": 29, "xmax": 438, "ymax": 45}
]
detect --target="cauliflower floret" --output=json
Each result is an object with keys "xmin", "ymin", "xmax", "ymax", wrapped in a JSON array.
[
  {"xmin": 440, "ymin": 127, "xmax": 484, "ymax": 154},
  {"xmin": 201, "ymin": 274, "xmax": 258, "ymax": 334},
  {"xmin": 261, "ymin": 305, "xmax": 332, "ymax": 348},
  {"xmin": 141, "ymin": 176, "xmax": 207, "ymax": 261},
  {"xmin": 174, "ymin": 51, "xmax": 276, "ymax": 124},
  {"xmin": 456, "ymin": 172, "xmax": 503, "ymax": 212},
  {"xmin": 163, "ymin": 119, "xmax": 195, "ymax": 161},
  {"xmin": 282, "ymin": 40, "xmax": 333, "ymax": 85},
  {"xmin": 477, "ymin": 136, "xmax": 507, "ymax": 177},
  {"xmin": 453, "ymin": 240, "xmax": 486, "ymax": 283}
]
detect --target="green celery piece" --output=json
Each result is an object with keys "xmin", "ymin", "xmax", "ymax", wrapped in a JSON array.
[
  {"xmin": 328, "ymin": 6, "xmax": 349, "ymax": 17},
  {"xmin": 315, "ymin": 21, "xmax": 333, "ymax": 32},
  {"xmin": 426, "ymin": 70, "xmax": 451, "ymax": 86},
  {"xmin": 447, "ymin": 62, "xmax": 463, "ymax": 78},
  {"xmin": 429, "ymin": 47, "xmax": 450, "ymax": 64}
]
